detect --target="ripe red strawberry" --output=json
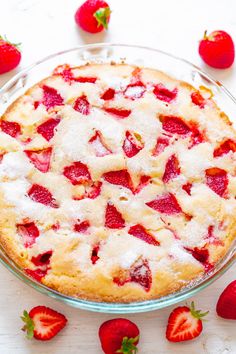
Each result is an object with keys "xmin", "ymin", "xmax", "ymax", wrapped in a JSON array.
[
  {"xmin": 103, "ymin": 169, "xmax": 133, "ymax": 191},
  {"xmin": 0, "ymin": 36, "xmax": 21, "ymax": 74},
  {"xmin": 21, "ymin": 306, "xmax": 67, "ymax": 340},
  {"xmin": 75, "ymin": 0, "xmax": 111, "ymax": 33},
  {"xmin": 101, "ymin": 88, "xmax": 115, "ymax": 100},
  {"xmin": 89, "ymin": 130, "xmax": 112, "ymax": 157},
  {"xmin": 25, "ymin": 268, "xmax": 48, "ymax": 282},
  {"xmin": 31, "ymin": 250, "xmax": 53, "ymax": 266},
  {"xmin": 0, "ymin": 120, "xmax": 21, "ymax": 138},
  {"xmin": 41, "ymin": 85, "xmax": 64, "ymax": 110},
  {"xmin": 134, "ymin": 175, "xmax": 150, "ymax": 194},
  {"xmin": 166, "ymin": 302, "xmax": 208, "ymax": 342},
  {"xmin": 191, "ymin": 91, "xmax": 206, "ymax": 108},
  {"xmin": 105, "ymin": 203, "xmax": 125, "ymax": 229},
  {"xmin": 160, "ymin": 115, "xmax": 190, "ymax": 135},
  {"xmin": 216, "ymin": 280, "xmax": 236, "ymax": 319},
  {"xmin": 73, "ymin": 95, "xmax": 90, "ymax": 115},
  {"xmin": 182, "ymin": 182, "xmax": 192, "ymax": 195},
  {"xmin": 122, "ymin": 131, "xmax": 144, "ymax": 158},
  {"xmin": 214, "ymin": 139, "xmax": 236, "ymax": 157},
  {"xmin": 74, "ymin": 220, "xmax": 90, "ymax": 233},
  {"xmin": 199, "ymin": 30, "xmax": 235, "ymax": 69},
  {"xmin": 37, "ymin": 118, "xmax": 60, "ymax": 141},
  {"xmin": 99, "ymin": 318, "xmax": 139, "ymax": 354},
  {"xmin": 130, "ymin": 259, "xmax": 152, "ymax": 291},
  {"xmin": 91, "ymin": 244, "xmax": 100, "ymax": 264},
  {"xmin": 17, "ymin": 222, "xmax": 40, "ymax": 248},
  {"xmin": 205, "ymin": 167, "xmax": 228, "ymax": 197},
  {"xmin": 162, "ymin": 154, "xmax": 180, "ymax": 183},
  {"xmin": 153, "ymin": 84, "xmax": 177, "ymax": 103},
  {"xmin": 152, "ymin": 136, "xmax": 169, "ymax": 156},
  {"xmin": 104, "ymin": 107, "xmax": 131, "ymax": 118},
  {"xmin": 24, "ymin": 147, "xmax": 52, "ymax": 173},
  {"xmin": 28, "ymin": 184, "xmax": 58, "ymax": 208},
  {"xmin": 63, "ymin": 161, "xmax": 91, "ymax": 185},
  {"xmin": 146, "ymin": 193, "xmax": 182, "ymax": 214},
  {"xmin": 128, "ymin": 224, "xmax": 160, "ymax": 246}
]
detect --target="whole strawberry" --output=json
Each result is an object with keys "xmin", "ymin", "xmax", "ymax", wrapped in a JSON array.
[
  {"xmin": 75, "ymin": 0, "xmax": 111, "ymax": 33},
  {"xmin": 199, "ymin": 30, "xmax": 235, "ymax": 69},
  {"xmin": 216, "ymin": 280, "xmax": 236, "ymax": 319},
  {"xmin": 99, "ymin": 318, "xmax": 139, "ymax": 354},
  {"xmin": 0, "ymin": 36, "xmax": 21, "ymax": 74}
]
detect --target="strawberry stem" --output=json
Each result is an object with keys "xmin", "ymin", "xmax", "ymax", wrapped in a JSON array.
[
  {"xmin": 21, "ymin": 310, "xmax": 35, "ymax": 339},
  {"xmin": 203, "ymin": 30, "xmax": 208, "ymax": 40},
  {"xmin": 94, "ymin": 7, "xmax": 111, "ymax": 30},
  {"xmin": 116, "ymin": 336, "xmax": 139, "ymax": 354},
  {"xmin": 190, "ymin": 301, "xmax": 209, "ymax": 320},
  {"xmin": 0, "ymin": 35, "xmax": 21, "ymax": 49}
]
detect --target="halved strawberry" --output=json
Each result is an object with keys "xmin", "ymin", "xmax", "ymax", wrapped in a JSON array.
[
  {"xmin": 73, "ymin": 95, "xmax": 90, "ymax": 115},
  {"xmin": 91, "ymin": 244, "xmax": 100, "ymax": 264},
  {"xmin": 17, "ymin": 222, "xmax": 40, "ymax": 248},
  {"xmin": 31, "ymin": 251, "xmax": 53, "ymax": 266},
  {"xmin": 25, "ymin": 268, "xmax": 48, "ymax": 282},
  {"xmin": 153, "ymin": 84, "xmax": 177, "ymax": 102},
  {"xmin": 74, "ymin": 220, "xmax": 90, "ymax": 233},
  {"xmin": 28, "ymin": 184, "xmax": 58, "ymax": 208},
  {"xmin": 101, "ymin": 88, "xmax": 115, "ymax": 100},
  {"xmin": 122, "ymin": 131, "xmax": 144, "ymax": 158},
  {"xmin": 152, "ymin": 136, "xmax": 169, "ymax": 156},
  {"xmin": 105, "ymin": 203, "xmax": 125, "ymax": 229},
  {"xmin": 182, "ymin": 182, "xmax": 192, "ymax": 195},
  {"xmin": 104, "ymin": 107, "xmax": 131, "ymax": 118},
  {"xmin": 0, "ymin": 120, "xmax": 21, "ymax": 138},
  {"xmin": 21, "ymin": 306, "xmax": 67, "ymax": 340},
  {"xmin": 216, "ymin": 280, "xmax": 236, "ymax": 319},
  {"xmin": 130, "ymin": 259, "xmax": 152, "ymax": 292},
  {"xmin": 124, "ymin": 81, "xmax": 145, "ymax": 100},
  {"xmin": 103, "ymin": 169, "xmax": 133, "ymax": 191},
  {"xmin": 89, "ymin": 130, "xmax": 112, "ymax": 157},
  {"xmin": 191, "ymin": 91, "xmax": 206, "ymax": 108},
  {"xmin": 128, "ymin": 224, "xmax": 160, "ymax": 246},
  {"xmin": 63, "ymin": 161, "xmax": 91, "ymax": 185},
  {"xmin": 166, "ymin": 302, "xmax": 208, "ymax": 342},
  {"xmin": 214, "ymin": 139, "xmax": 236, "ymax": 157},
  {"xmin": 41, "ymin": 85, "xmax": 64, "ymax": 110},
  {"xmin": 146, "ymin": 193, "xmax": 182, "ymax": 214},
  {"xmin": 160, "ymin": 115, "xmax": 191, "ymax": 135},
  {"xmin": 162, "ymin": 154, "xmax": 180, "ymax": 183},
  {"xmin": 37, "ymin": 118, "xmax": 60, "ymax": 141},
  {"xmin": 205, "ymin": 167, "xmax": 228, "ymax": 197},
  {"xmin": 24, "ymin": 147, "xmax": 52, "ymax": 173}
]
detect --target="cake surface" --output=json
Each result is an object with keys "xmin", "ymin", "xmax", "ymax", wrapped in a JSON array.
[{"xmin": 0, "ymin": 63, "xmax": 236, "ymax": 303}]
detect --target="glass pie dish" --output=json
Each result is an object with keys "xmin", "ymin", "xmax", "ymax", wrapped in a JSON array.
[{"xmin": 0, "ymin": 43, "xmax": 236, "ymax": 314}]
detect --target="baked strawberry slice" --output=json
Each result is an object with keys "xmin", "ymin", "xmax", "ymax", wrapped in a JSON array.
[
  {"xmin": 160, "ymin": 115, "xmax": 191, "ymax": 135},
  {"xmin": 128, "ymin": 224, "xmax": 160, "ymax": 246},
  {"xmin": 162, "ymin": 154, "xmax": 180, "ymax": 183},
  {"xmin": 28, "ymin": 184, "xmax": 59, "ymax": 208},
  {"xmin": 74, "ymin": 220, "xmax": 90, "ymax": 233},
  {"xmin": 85, "ymin": 181, "xmax": 102, "ymax": 199},
  {"xmin": 214, "ymin": 139, "xmax": 236, "ymax": 157},
  {"xmin": 103, "ymin": 169, "xmax": 133, "ymax": 191},
  {"xmin": 37, "ymin": 118, "xmax": 60, "ymax": 141},
  {"xmin": 146, "ymin": 193, "xmax": 182, "ymax": 214},
  {"xmin": 185, "ymin": 246, "xmax": 212, "ymax": 271},
  {"xmin": 73, "ymin": 95, "xmax": 90, "ymax": 115},
  {"xmin": 104, "ymin": 107, "xmax": 131, "ymax": 118},
  {"xmin": 101, "ymin": 88, "xmax": 115, "ymax": 100},
  {"xmin": 191, "ymin": 91, "xmax": 206, "ymax": 108},
  {"xmin": 91, "ymin": 244, "xmax": 100, "ymax": 264},
  {"xmin": 152, "ymin": 136, "xmax": 169, "ymax": 156},
  {"xmin": 63, "ymin": 161, "xmax": 91, "ymax": 185},
  {"xmin": 53, "ymin": 64, "xmax": 74, "ymax": 83},
  {"xmin": 24, "ymin": 147, "xmax": 52, "ymax": 173},
  {"xmin": 124, "ymin": 81, "xmax": 145, "ymax": 100},
  {"xmin": 130, "ymin": 259, "xmax": 152, "ymax": 292},
  {"xmin": 25, "ymin": 268, "xmax": 48, "ymax": 282},
  {"xmin": 134, "ymin": 175, "xmax": 151, "ymax": 194},
  {"xmin": 74, "ymin": 76, "xmax": 97, "ymax": 83},
  {"xmin": 105, "ymin": 203, "xmax": 125, "ymax": 229},
  {"xmin": 99, "ymin": 318, "xmax": 139, "ymax": 354},
  {"xmin": 166, "ymin": 302, "xmax": 208, "ymax": 342},
  {"xmin": 31, "ymin": 251, "xmax": 53, "ymax": 266},
  {"xmin": 89, "ymin": 130, "xmax": 112, "ymax": 157},
  {"xmin": 0, "ymin": 120, "xmax": 21, "ymax": 138},
  {"xmin": 216, "ymin": 280, "xmax": 236, "ymax": 319},
  {"xmin": 153, "ymin": 84, "xmax": 177, "ymax": 103},
  {"xmin": 122, "ymin": 131, "xmax": 144, "ymax": 158},
  {"xmin": 41, "ymin": 85, "xmax": 64, "ymax": 110},
  {"xmin": 205, "ymin": 167, "xmax": 228, "ymax": 197},
  {"xmin": 182, "ymin": 182, "xmax": 192, "ymax": 195},
  {"xmin": 21, "ymin": 306, "xmax": 67, "ymax": 340},
  {"xmin": 17, "ymin": 222, "xmax": 40, "ymax": 248}
]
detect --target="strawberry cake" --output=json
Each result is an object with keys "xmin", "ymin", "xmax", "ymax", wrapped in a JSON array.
[{"xmin": 0, "ymin": 63, "xmax": 236, "ymax": 302}]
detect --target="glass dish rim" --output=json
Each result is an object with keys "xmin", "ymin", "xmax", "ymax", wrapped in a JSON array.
[{"xmin": 0, "ymin": 42, "xmax": 236, "ymax": 314}]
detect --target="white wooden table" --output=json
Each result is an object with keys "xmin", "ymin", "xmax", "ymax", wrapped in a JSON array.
[{"xmin": 0, "ymin": 0, "xmax": 236, "ymax": 353}]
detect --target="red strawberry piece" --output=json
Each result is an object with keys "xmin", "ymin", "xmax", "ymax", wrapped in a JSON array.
[
  {"xmin": 122, "ymin": 131, "xmax": 144, "ymax": 158},
  {"xmin": 199, "ymin": 30, "xmax": 235, "ymax": 69},
  {"xmin": 53, "ymin": 64, "xmax": 74, "ymax": 83},
  {"xmin": 74, "ymin": 220, "xmax": 90, "ymax": 233},
  {"xmin": 24, "ymin": 147, "xmax": 52, "ymax": 173},
  {"xmin": 75, "ymin": 0, "xmax": 111, "ymax": 33},
  {"xmin": 146, "ymin": 193, "xmax": 182, "ymax": 214},
  {"xmin": 104, "ymin": 107, "xmax": 131, "ymax": 118},
  {"xmin": 74, "ymin": 76, "xmax": 97, "ymax": 83},
  {"xmin": 25, "ymin": 268, "xmax": 48, "ymax": 282},
  {"xmin": 185, "ymin": 246, "xmax": 209, "ymax": 264},
  {"xmin": 152, "ymin": 136, "xmax": 169, "ymax": 156},
  {"xmin": 51, "ymin": 222, "xmax": 60, "ymax": 231},
  {"xmin": 21, "ymin": 306, "xmax": 67, "ymax": 340},
  {"xmin": 85, "ymin": 181, "xmax": 102, "ymax": 199},
  {"xmin": 130, "ymin": 259, "xmax": 152, "ymax": 292},
  {"xmin": 41, "ymin": 85, "xmax": 64, "ymax": 110},
  {"xmin": 134, "ymin": 175, "xmax": 151, "ymax": 194},
  {"xmin": 166, "ymin": 302, "xmax": 208, "ymax": 342},
  {"xmin": 124, "ymin": 81, "xmax": 145, "ymax": 100},
  {"xmin": 28, "ymin": 184, "xmax": 58, "ymax": 208},
  {"xmin": 205, "ymin": 167, "xmax": 228, "ymax": 197},
  {"xmin": 0, "ymin": 36, "xmax": 21, "ymax": 74},
  {"xmin": 189, "ymin": 124, "xmax": 204, "ymax": 146},
  {"xmin": 31, "ymin": 251, "xmax": 53, "ymax": 267},
  {"xmin": 162, "ymin": 154, "xmax": 180, "ymax": 183},
  {"xmin": 91, "ymin": 245, "xmax": 100, "ymax": 264},
  {"xmin": 182, "ymin": 182, "xmax": 192, "ymax": 195},
  {"xmin": 153, "ymin": 84, "xmax": 177, "ymax": 103},
  {"xmin": 160, "ymin": 115, "xmax": 191, "ymax": 135},
  {"xmin": 191, "ymin": 91, "xmax": 206, "ymax": 108},
  {"xmin": 101, "ymin": 88, "xmax": 115, "ymax": 100},
  {"xmin": 216, "ymin": 280, "xmax": 236, "ymax": 319},
  {"xmin": 214, "ymin": 139, "xmax": 236, "ymax": 157},
  {"xmin": 73, "ymin": 95, "xmax": 90, "ymax": 115},
  {"xmin": 105, "ymin": 203, "xmax": 125, "ymax": 229},
  {"xmin": 103, "ymin": 169, "xmax": 133, "ymax": 191},
  {"xmin": 17, "ymin": 222, "xmax": 40, "ymax": 248},
  {"xmin": 63, "ymin": 161, "xmax": 91, "ymax": 185},
  {"xmin": 99, "ymin": 318, "xmax": 139, "ymax": 354},
  {"xmin": 89, "ymin": 130, "xmax": 112, "ymax": 157},
  {"xmin": 34, "ymin": 101, "xmax": 40, "ymax": 110},
  {"xmin": 128, "ymin": 224, "xmax": 160, "ymax": 246},
  {"xmin": 37, "ymin": 118, "xmax": 60, "ymax": 141},
  {"xmin": 1, "ymin": 120, "xmax": 21, "ymax": 138}
]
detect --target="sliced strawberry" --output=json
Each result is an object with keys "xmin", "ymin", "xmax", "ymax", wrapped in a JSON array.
[
  {"xmin": 153, "ymin": 84, "xmax": 177, "ymax": 103},
  {"xmin": 85, "ymin": 181, "xmax": 102, "ymax": 199},
  {"xmin": 41, "ymin": 85, "xmax": 64, "ymax": 110},
  {"xmin": 74, "ymin": 220, "xmax": 90, "ymax": 233},
  {"xmin": 104, "ymin": 107, "xmax": 131, "ymax": 118},
  {"xmin": 24, "ymin": 147, "xmax": 52, "ymax": 173},
  {"xmin": 124, "ymin": 81, "xmax": 145, "ymax": 100},
  {"xmin": 216, "ymin": 280, "xmax": 236, "ymax": 319},
  {"xmin": 21, "ymin": 306, "xmax": 67, "ymax": 340},
  {"xmin": 214, "ymin": 139, "xmax": 236, "ymax": 157},
  {"xmin": 134, "ymin": 175, "xmax": 151, "ymax": 194},
  {"xmin": 103, "ymin": 169, "xmax": 133, "ymax": 191},
  {"xmin": 162, "ymin": 154, "xmax": 180, "ymax": 183},
  {"xmin": 74, "ymin": 76, "xmax": 97, "ymax": 83},
  {"xmin": 37, "ymin": 118, "xmax": 60, "ymax": 141},
  {"xmin": 122, "ymin": 131, "xmax": 144, "ymax": 158},
  {"xmin": 205, "ymin": 167, "xmax": 228, "ymax": 197},
  {"xmin": 101, "ymin": 88, "xmax": 115, "ymax": 100},
  {"xmin": 53, "ymin": 64, "xmax": 74, "ymax": 83},
  {"xmin": 91, "ymin": 245, "xmax": 100, "ymax": 264},
  {"xmin": 152, "ymin": 136, "xmax": 169, "ymax": 156},
  {"xmin": 160, "ymin": 115, "xmax": 191, "ymax": 135},
  {"xmin": 185, "ymin": 246, "xmax": 212, "ymax": 271},
  {"xmin": 191, "ymin": 91, "xmax": 206, "ymax": 108},
  {"xmin": 190, "ymin": 124, "xmax": 204, "ymax": 146},
  {"xmin": 73, "ymin": 95, "xmax": 90, "ymax": 115},
  {"xmin": 105, "ymin": 203, "xmax": 125, "ymax": 229},
  {"xmin": 130, "ymin": 259, "xmax": 152, "ymax": 292},
  {"xmin": 1, "ymin": 120, "xmax": 21, "ymax": 138},
  {"xmin": 146, "ymin": 193, "xmax": 182, "ymax": 214},
  {"xmin": 63, "ymin": 161, "xmax": 91, "ymax": 185},
  {"xmin": 31, "ymin": 251, "xmax": 53, "ymax": 266},
  {"xmin": 25, "ymin": 268, "xmax": 48, "ymax": 282},
  {"xmin": 89, "ymin": 130, "xmax": 112, "ymax": 157},
  {"xmin": 166, "ymin": 302, "xmax": 208, "ymax": 342},
  {"xmin": 128, "ymin": 224, "xmax": 160, "ymax": 246},
  {"xmin": 34, "ymin": 101, "xmax": 40, "ymax": 110},
  {"xmin": 28, "ymin": 184, "xmax": 58, "ymax": 208},
  {"xmin": 182, "ymin": 182, "xmax": 192, "ymax": 195},
  {"xmin": 17, "ymin": 222, "xmax": 40, "ymax": 248}
]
